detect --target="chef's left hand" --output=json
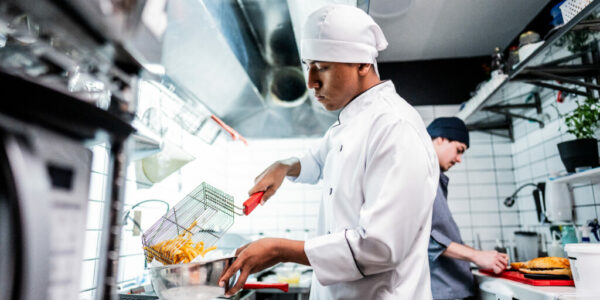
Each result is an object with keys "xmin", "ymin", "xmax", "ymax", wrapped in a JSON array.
[
  {"xmin": 218, "ymin": 238, "xmax": 283, "ymax": 297},
  {"xmin": 472, "ymin": 250, "xmax": 508, "ymax": 274}
]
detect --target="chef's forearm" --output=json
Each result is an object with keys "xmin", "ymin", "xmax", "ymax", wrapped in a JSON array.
[
  {"xmin": 442, "ymin": 242, "xmax": 476, "ymax": 262},
  {"xmin": 277, "ymin": 239, "xmax": 310, "ymax": 265},
  {"xmin": 278, "ymin": 158, "xmax": 301, "ymax": 177}
]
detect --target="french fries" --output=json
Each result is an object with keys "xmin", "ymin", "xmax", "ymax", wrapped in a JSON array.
[{"xmin": 144, "ymin": 220, "xmax": 217, "ymax": 264}]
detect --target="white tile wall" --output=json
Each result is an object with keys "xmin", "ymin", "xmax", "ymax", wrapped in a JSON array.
[{"xmin": 510, "ymin": 88, "xmax": 600, "ymax": 235}]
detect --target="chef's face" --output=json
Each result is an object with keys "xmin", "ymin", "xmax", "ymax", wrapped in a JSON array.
[
  {"xmin": 433, "ymin": 137, "xmax": 467, "ymax": 172},
  {"xmin": 304, "ymin": 60, "xmax": 362, "ymax": 111}
]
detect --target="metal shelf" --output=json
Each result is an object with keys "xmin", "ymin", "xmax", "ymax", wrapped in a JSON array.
[
  {"xmin": 549, "ymin": 167, "xmax": 600, "ymax": 185},
  {"xmin": 458, "ymin": 0, "xmax": 600, "ymax": 139},
  {"xmin": 0, "ymin": 70, "xmax": 135, "ymax": 141}
]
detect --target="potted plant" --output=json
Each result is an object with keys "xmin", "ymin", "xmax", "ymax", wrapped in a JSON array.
[{"xmin": 557, "ymin": 97, "xmax": 600, "ymax": 173}]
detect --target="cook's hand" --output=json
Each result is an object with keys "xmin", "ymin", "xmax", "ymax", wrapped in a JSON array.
[
  {"xmin": 218, "ymin": 238, "xmax": 283, "ymax": 297},
  {"xmin": 472, "ymin": 250, "xmax": 508, "ymax": 274},
  {"xmin": 249, "ymin": 158, "xmax": 299, "ymax": 204}
]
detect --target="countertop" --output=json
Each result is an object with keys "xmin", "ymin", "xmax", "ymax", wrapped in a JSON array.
[{"xmin": 473, "ymin": 270, "xmax": 598, "ymax": 300}]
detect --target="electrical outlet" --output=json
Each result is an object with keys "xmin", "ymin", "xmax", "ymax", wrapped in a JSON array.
[{"xmin": 133, "ymin": 210, "xmax": 142, "ymax": 236}]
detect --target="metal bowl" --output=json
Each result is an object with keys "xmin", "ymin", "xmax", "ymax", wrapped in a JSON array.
[
  {"xmin": 150, "ymin": 257, "xmax": 289, "ymax": 300},
  {"xmin": 150, "ymin": 257, "xmax": 234, "ymax": 300}
]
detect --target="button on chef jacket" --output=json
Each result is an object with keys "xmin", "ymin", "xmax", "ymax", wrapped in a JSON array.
[
  {"xmin": 288, "ymin": 81, "xmax": 440, "ymax": 299},
  {"xmin": 428, "ymin": 173, "xmax": 475, "ymax": 299}
]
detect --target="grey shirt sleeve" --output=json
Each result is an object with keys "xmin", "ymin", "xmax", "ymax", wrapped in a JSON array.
[
  {"xmin": 428, "ymin": 236, "xmax": 447, "ymax": 261},
  {"xmin": 431, "ymin": 228, "xmax": 453, "ymax": 248}
]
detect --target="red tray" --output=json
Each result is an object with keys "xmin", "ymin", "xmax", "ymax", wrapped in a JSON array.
[{"xmin": 479, "ymin": 270, "xmax": 574, "ymax": 286}]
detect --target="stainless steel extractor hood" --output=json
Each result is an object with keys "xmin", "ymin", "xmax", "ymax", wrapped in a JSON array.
[{"xmin": 162, "ymin": 0, "xmax": 338, "ymax": 138}]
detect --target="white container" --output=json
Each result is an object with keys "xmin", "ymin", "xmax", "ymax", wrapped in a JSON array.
[{"xmin": 564, "ymin": 243, "xmax": 600, "ymax": 296}]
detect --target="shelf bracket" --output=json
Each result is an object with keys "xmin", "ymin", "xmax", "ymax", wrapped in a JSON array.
[
  {"xmin": 483, "ymin": 92, "xmax": 543, "ymax": 114},
  {"xmin": 525, "ymin": 70, "xmax": 600, "ymax": 91},
  {"xmin": 520, "ymin": 80, "xmax": 590, "ymax": 97},
  {"xmin": 481, "ymin": 92, "xmax": 545, "ymax": 128},
  {"xmin": 536, "ymin": 53, "xmax": 585, "ymax": 68},
  {"xmin": 467, "ymin": 117, "xmax": 514, "ymax": 142},
  {"xmin": 572, "ymin": 19, "xmax": 600, "ymax": 32},
  {"xmin": 521, "ymin": 64, "xmax": 600, "ymax": 78}
]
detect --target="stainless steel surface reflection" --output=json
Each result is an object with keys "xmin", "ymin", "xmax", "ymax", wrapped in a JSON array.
[{"xmin": 150, "ymin": 257, "xmax": 235, "ymax": 300}]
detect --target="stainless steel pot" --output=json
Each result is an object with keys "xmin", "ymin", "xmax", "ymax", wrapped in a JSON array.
[{"xmin": 150, "ymin": 257, "xmax": 288, "ymax": 300}]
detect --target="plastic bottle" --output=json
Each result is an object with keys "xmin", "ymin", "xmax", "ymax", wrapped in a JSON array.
[
  {"xmin": 581, "ymin": 225, "xmax": 591, "ymax": 243},
  {"xmin": 548, "ymin": 231, "xmax": 565, "ymax": 257}
]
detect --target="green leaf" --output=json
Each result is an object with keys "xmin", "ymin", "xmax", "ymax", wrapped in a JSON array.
[{"xmin": 562, "ymin": 97, "xmax": 600, "ymax": 139}]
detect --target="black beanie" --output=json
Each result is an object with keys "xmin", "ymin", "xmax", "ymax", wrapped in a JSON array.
[{"xmin": 427, "ymin": 117, "xmax": 470, "ymax": 148}]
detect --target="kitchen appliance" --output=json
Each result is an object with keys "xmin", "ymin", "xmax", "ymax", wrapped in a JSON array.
[
  {"xmin": 0, "ymin": 114, "xmax": 92, "ymax": 300},
  {"xmin": 504, "ymin": 180, "xmax": 574, "ymax": 223},
  {"xmin": 544, "ymin": 179, "xmax": 573, "ymax": 222},
  {"xmin": 565, "ymin": 243, "xmax": 600, "ymax": 296},
  {"xmin": 150, "ymin": 257, "xmax": 288, "ymax": 300},
  {"xmin": 513, "ymin": 231, "xmax": 540, "ymax": 261},
  {"xmin": 1, "ymin": 0, "xmax": 143, "ymax": 298}
]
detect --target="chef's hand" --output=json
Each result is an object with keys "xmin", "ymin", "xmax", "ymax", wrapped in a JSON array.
[
  {"xmin": 218, "ymin": 238, "xmax": 282, "ymax": 297},
  {"xmin": 472, "ymin": 250, "xmax": 509, "ymax": 274},
  {"xmin": 218, "ymin": 238, "xmax": 309, "ymax": 297},
  {"xmin": 249, "ymin": 158, "xmax": 300, "ymax": 204}
]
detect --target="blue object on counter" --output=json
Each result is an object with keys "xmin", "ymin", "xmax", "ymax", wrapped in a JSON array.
[{"xmin": 550, "ymin": 0, "xmax": 566, "ymax": 26}]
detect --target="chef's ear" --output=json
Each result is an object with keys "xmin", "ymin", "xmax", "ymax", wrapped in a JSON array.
[
  {"xmin": 432, "ymin": 137, "xmax": 446, "ymax": 145},
  {"xmin": 358, "ymin": 63, "xmax": 372, "ymax": 76}
]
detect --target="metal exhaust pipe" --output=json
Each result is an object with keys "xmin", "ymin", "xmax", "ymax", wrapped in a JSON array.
[{"xmin": 268, "ymin": 66, "xmax": 307, "ymax": 108}]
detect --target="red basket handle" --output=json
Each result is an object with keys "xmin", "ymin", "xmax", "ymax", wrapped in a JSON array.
[{"xmin": 243, "ymin": 192, "xmax": 264, "ymax": 215}]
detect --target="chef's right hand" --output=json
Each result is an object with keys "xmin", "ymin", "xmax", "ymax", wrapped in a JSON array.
[
  {"xmin": 249, "ymin": 158, "xmax": 299, "ymax": 204},
  {"xmin": 473, "ymin": 250, "xmax": 508, "ymax": 274}
]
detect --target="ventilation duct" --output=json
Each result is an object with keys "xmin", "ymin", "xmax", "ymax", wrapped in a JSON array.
[{"xmin": 162, "ymin": 0, "xmax": 337, "ymax": 138}]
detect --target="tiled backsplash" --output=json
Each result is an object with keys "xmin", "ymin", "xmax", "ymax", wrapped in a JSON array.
[
  {"xmin": 507, "ymin": 87, "xmax": 600, "ymax": 243},
  {"xmin": 80, "ymin": 97, "xmax": 598, "ymax": 299}
]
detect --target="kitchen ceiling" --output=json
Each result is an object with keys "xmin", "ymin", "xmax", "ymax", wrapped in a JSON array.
[{"xmin": 370, "ymin": 0, "xmax": 552, "ymax": 62}]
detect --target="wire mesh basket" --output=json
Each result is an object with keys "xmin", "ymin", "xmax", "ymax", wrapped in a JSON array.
[
  {"xmin": 560, "ymin": 0, "xmax": 594, "ymax": 24},
  {"xmin": 142, "ymin": 182, "xmax": 237, "ymax": 265}
]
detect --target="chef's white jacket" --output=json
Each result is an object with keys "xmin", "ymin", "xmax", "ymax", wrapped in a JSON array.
[{"xmin": 288, "ymin": 81, "xmax": 439, "ymax": 299}]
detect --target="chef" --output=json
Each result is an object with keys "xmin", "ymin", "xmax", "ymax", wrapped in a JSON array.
[
  {"xmin": 219, "ymin": 4, "xmax": 439, "ymax": 299},
  {"xmin": 426, "ymin": 117, "xmax": 508, "ymax": 300}
]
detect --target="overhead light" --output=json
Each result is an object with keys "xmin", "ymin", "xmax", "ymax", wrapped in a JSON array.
[{"xmin": 369, "ymin": 0, "xmax": 413, "ymax": 19}]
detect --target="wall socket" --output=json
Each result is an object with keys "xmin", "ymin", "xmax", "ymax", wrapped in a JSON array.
[{"xmin": 133, "ymin": 210, "xmax": 142, "ymax": 236}]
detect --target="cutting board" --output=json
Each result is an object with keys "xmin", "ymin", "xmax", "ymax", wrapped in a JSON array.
[{"xmin": 479, "ymin": 269, "xmax": 574, "ymax": 286}]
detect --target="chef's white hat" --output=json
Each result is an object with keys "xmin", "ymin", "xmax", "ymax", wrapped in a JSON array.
[{"xmin": 301, "ymin": 5, "xmax": 388, "ymax": 72}]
